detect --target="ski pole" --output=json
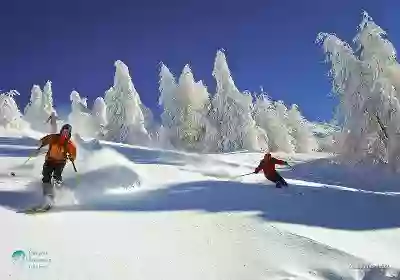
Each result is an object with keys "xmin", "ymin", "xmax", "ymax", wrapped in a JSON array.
[
  {"xmin": 68, "ymin": 156, "xmax": 80, "ymax": 186},
  {"xmin": 70, "ymin": 159, "xmax": 78, "ymax": 173},
  {"xmin": 10, "ymin": 149, "xmax": 42, "ymax": 176},
  {"xmin": 23, "ymin": 148, "xmax": 42, "ymax": 165},
  {"xmin": 22, "ymin": 155, "xmax": 34, "ymax": 166},
  {"xmin": 233, "ymin": 172, "xmax": 254, "ymax": 179},
  {"xmin": 72, "ymin": 161, "xmax": 80, "ymax": 185}
]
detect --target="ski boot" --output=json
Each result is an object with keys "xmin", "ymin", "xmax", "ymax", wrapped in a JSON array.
[{"xmin": 53, "ymin": 179, "xmax": 63, "ymax": 189}]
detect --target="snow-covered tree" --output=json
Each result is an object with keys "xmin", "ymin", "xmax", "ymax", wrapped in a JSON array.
[
  {"xmin": 273, "ymin": 101, "xmax": 295, "ymax": 153},
  {"xmin": 253, "ymin": 94, "xmax": 279, "ymax": 152},
  {"xmin": 23, "ymin": 85, "xmax": 55, "ymax": 132},
  {"xmin": 158, "ymin": 63, "xmax": 178, "ymax": 148},
  {"xmin": 104, "ymin": 60, "xmax": 150, "ymax": 145},
  {"xmin": 177, "ymin": 65, "xmax": 209, "ymax": 146},
  {"xmin": 24, "ymin": 85, "xmax": 43, "ymax": 115},
  {"xmin": 316, "ymin": 32, "xmax": 369, "ymax": 161},
  {"xmin": 208, "ymin": 50, "xmax": 263, "ymax": 152},
  {"xmin": 140, "ymin": 102, "xmax": 157, "ymax": 139},
  {"xmin": 68, "ymin": 90, "xmax": 97, "ymax": 137},
  {"xmin": 92, "ymin": 97, "xmax": 107, "ymax": 137},
  {"xmin": 158, "ymin": 63, "xmax": 211, "ymax": 151},
  {"xmin": 317, "ymin": 11, "xmax": 400, "ymax": 170},
  {"xmin": 287, "ymin": 104, "xmax": 318, "ymax": 153},
  {"xmin": 189, "ymin": 79, "xmax": 218, "ymax": 152},
  {"xmin": 42, "ymin": 80, "xmax": 54, "ymax": 114},
  {"xmin": 0, "ymin": 90, "xmax": 26, "ymax": 129}
]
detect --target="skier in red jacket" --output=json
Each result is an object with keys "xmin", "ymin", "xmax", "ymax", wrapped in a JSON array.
[{"xmin": 254, "ymin": 153, "xmax": 289, "ymax": 188}]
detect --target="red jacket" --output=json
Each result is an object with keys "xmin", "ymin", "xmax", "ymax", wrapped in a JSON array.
[{"xmin": 255, "ymin": 157, "xmax": 287, "ymax": 180}]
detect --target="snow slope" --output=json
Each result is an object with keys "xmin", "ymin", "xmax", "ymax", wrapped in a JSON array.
[{"xmin": 0, "ymin": 130, "xmax": 399, "ymax": 280}]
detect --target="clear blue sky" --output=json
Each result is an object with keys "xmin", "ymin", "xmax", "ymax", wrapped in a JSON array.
[{"xmin": 0, "ymin": 0, "xmax": 397, "ymax": 122}]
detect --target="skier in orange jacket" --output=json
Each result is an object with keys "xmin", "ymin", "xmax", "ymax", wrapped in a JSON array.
[
  {"xmin": 37, "ymin": 123, "xmax": 77, "ymax": 200},
  {"xmin": 254, "ymin": 153, "xmax": 289, "ymax": 188}
]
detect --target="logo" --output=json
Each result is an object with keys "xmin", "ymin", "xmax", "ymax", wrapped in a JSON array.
[
  {"xmin": 11, "ymin": 249, "xmax": 51, "ymax": 269},
  {"xmin": 11, "ymin": 250, "xmax": 26, "ymax": 263}
]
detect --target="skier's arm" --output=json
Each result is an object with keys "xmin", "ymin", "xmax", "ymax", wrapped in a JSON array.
[
  {"xmin": 38, "ymin": 134, "xmax": 54, "ymax": 150},
  {"xmin": 254, "ymin": 160, "xmax": 264, "ymax": 173},
  {"xmin": 273, "ymin": 158, "xmax": 289, "ymax": 165}
]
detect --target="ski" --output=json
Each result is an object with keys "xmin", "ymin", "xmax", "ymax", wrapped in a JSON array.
[
  {"xmin": 274, "ymin": 185, "xmax": 304, "ymax": 195},
  {"xmin": 17, "ymin": 195, "xmax": 54, "ymax": 214},
  {"xmin": 18, "ymin": 202, "xmax": 53, "ymax": 214}
]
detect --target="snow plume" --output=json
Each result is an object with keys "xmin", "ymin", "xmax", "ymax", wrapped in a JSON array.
[
  {"xmin": 317, "ymin": 11, "xmax": 400, "ymax": 171},
  {"xmin": 158, "ymin": 63, "xmax": 211, "ymax": 151},
  {"xmin": 0, "ymin": 90, "xmax": 26, "ymax": 129},
  {"xmin": 23, "ymin": 83, "xmax": 56, "ymax": 133},
  {"xmin": 208, "ymin": 50, "xmax": 263, "ymax": 152},
  {"xmin": 104, "ymin": 60, "xmax": 150, "ymax": 145}
]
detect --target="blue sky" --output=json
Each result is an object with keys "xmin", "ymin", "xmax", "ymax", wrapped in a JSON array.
[{"xmin": 0, "ymin": 0, "xmax": 397, "ymax": 122}]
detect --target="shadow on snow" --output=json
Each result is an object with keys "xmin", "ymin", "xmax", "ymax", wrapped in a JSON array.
[
  {"xmin": 49, "ymin": 177, "xmax": 400, "ymax": 231},
  {"xmin": 102, "ymin": 142, "xmax": 244, "ymax": 169},
  {"xmin": 0, "ymin": 136, "xmax": 41, "ymax": 158},
  {"xmin": 1, "ymin": 136, "xmax": 399, "ymax": 232},
  {"xmin": 0, "ymin": 136, "xmax": 39, "ymax": 147},
  {"xmin": 281, "ymin": 157, "xmax": 400, "ymax": 193}
]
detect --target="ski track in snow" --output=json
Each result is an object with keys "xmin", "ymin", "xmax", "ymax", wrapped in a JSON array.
[{"xmin": 0, "ymin": 133, "xmax": 400, "ymax": 280}]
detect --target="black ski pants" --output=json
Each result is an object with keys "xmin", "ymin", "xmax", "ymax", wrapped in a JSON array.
[
  {"xmin": 42, "ymin": 160, "xmax": 66, "ymax": 184},
  {"xmin": 267, "ymin": 171, "xmax": 288, "ymax": 186},
  {"xmin": 42, "ymin": 160, "xmax": 66, "ymax": 197}
]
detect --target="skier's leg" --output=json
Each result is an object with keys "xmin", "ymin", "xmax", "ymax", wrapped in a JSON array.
[
  {"xmin": 275, "ymin": 172, "xmax": 288, "ymax": 186},
  {"xmin": 52, "ymin": 161, "xmax": 66, "ymax": 185},
  {"xmin": 42, "ymin": 161, "xmax": 55, "ymax": 198},
  {"xmin": 42, "ymin": 161, "xmax": 52, "ymax": 184},
  {"xmin": 266, "ymin": 174, "xmax": 281, "ymax": 188}
]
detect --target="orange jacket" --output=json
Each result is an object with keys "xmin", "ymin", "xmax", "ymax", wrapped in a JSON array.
[
  {"xmin": 255, "ymin": 157, "xmax": 287, "ymax": 179},
  {"xmin": 39, "ymin": 134, "xmax": 77, "ymax": 163}
]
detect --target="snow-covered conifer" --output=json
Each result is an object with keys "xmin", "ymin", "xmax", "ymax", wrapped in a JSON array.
[
  {"xmin": 0, "ymin": 90, "xmax": 26, "ymax": 129},
  {"xmin": 317, "ymin": 11, "xmax": 400, "ymax": 170},
  {"xmin": 23, "ymin": 85, "xmax": 52, "ymax": 132},
  {"xmin": 287, "ymin": 104, "xmax": 318, "ymax": 152},
  {"xmin": 42, "ymin": 80, "xmax": 54, "ymax": 114},
  {"xmin": 158, "ymin": 63, "xmax": 210, "ymax": 151},
  {"xmin": 69, "ymin": 90, "xmax": 96, "ymax": 137},
  {"xmin": 92, "ymin": 97, "xmax": 107, "ymax": 137},
  {"xmin": 104, "ymin": 60, "xmax": 150, "ymax": 144},
  {"xmin": 271, "ymin": 101, "xmax": 295, "ymax": 153},
  {"xmin": 208, "ymin": 50, "xmax": 262, "ymax": 152}
]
